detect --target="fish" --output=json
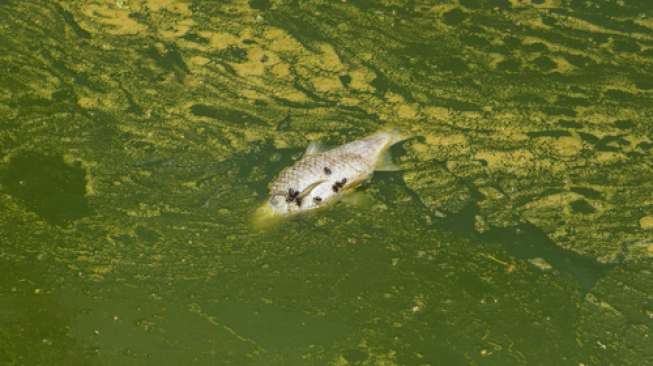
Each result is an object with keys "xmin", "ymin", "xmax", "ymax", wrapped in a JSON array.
[{"xmin": 254, "ymin": 129, "xmax": 404, "ymax": 225}]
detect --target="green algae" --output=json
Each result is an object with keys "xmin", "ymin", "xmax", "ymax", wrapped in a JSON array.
[{"xmin": 0, "ymin": 0, "xmax": 652, "ymax": 365}]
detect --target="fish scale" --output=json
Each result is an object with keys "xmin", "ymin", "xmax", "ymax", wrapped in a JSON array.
[{"xmin": 264, "ymin": 130, "xmax": 403, "ymax": 216}]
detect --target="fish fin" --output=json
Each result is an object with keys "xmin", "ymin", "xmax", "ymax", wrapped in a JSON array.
[
  {"xmin": 375, "ymin": 150, "xmax": 401, "ymax": 171},
  {"xmin": 341, "ymin": 176, "xmax": 369, "ymax": 192},
  {"xmin": 340, "ymin": 191, "xmax": 376, "ymax": 208},
  {"xmin": 298, "ymin": 180, "xmax": 326, "ymax": 199},
  {"xmin": 305, "ymin": 141, "xmax": 326, "ymax": 155}
]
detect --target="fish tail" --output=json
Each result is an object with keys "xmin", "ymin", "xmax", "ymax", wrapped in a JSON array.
[
  {"xmin": 369, "ymin": 128, "xmax": 408, "ymax": 172},
  {"xmin": 387, "ymin": 128, "xmax": 407, "ymax": 145},
  {"xmin": 373, "ymin": 127, "xmax": 408, "ymax": 146}
]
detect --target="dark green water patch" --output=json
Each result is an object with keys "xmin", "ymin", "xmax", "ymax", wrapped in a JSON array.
[
  {"xmin": 556, "ymin": 95, "xmax": 591, "ymax": 108},
  {"xmin": 1, "ymin": 152, "xmax": 91, "ymax": 226},
  {"xmin": 214, "ymin": 45, "xmax": 248, "ymax": 63},
  {"xmin": 347, "ymin": 0, "xmax": 382, "ymax": 11},
  {"xmin": 569, "ymin": 199, "xmax": 596, "ymax": 214},
  {"xmin": 570, "ymin": 187, "xmax": 602, "ymax": 200},
  {"xmin": 134, "ymin": 225, "xmax": 161, "ymax": 243},
  {"xmin": 595, "ymin": 135, "xmax": 629, "ymax": 152},
  {"xmin": 436, "ymin": 186, "xmax": 610, "ymax": 291},
  {"xmin": 496, "ymin": 58, "xmax": 521, "ymax": 73},
  {"xmin": 428, "ymin": 56, "xmax": 470, "ymax": 74},
  {"xmin": 482, "ymin": 224, "xmax": 610, "ymax": 291},
  {"xmin": 532, "ymin": 56, "xmax": 557, "ymax": 72},
  {"xmin": 442, "ymin": 8, "xmax": 467, "ymax": 26},
  {"xmin": 558, "ymin": 120, "xmax": 584, "ymax": 129},
  {"xmin": 249, "ymin": 0, "xmax": 271, "ymax": 11},
  {"xmin": 461, "ymin": 32, "xmax": 491, "ymax": 48},
  {"xmin": 338, "ymin": 74, "xmax": 351, "ymax": 87},
  {"xmin": 432, "ymin": 97, "xmax": 481, "ymax": 112},
  {"xmin": 613, "ymin": 119, "xmax": 635, "ymax": 130},
  {"xmin": 459, "ymin": 0, "xmax": 483, "ymax": 9},
  {"xmin": 603, "ymin": 89, "xmax": 635, "ymax": 103},
  {"xmin": 634, "ymin": 75, "xmax": 653, "ymax": 90},
  {"xmin": 636, "ymin": 142, "xmax": 653, "ymax": 151},
  {"xmin": 524, "ymin": 42, "xmax": 548, "ymax": 53},
  {"xmin": 181, "ymin": 32, "xmax": 209, "ymax": 44},
  {"xmin": 578, "ymin": 131, "xmax": 599, "ymax": 144},
  {"xmin": 612, "ymin": 38, "xmax": 640, "ymax": 53},
  {"xmin": 486, "ymin": 0, "xmax": 511, "ymax": 8},
  {"xmin": 625, "ymin": 151, "xmax": 646, "ymax": 159}
]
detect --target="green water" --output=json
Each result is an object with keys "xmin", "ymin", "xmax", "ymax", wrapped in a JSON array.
[{"xmin": 1, "ymin": 1, "xmax": 652, "ymax": 365}]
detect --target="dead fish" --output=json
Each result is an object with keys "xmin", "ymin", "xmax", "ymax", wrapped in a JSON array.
[{"xmin": 254, "ymin": 129, "xmax": 404, "ymax": 224}]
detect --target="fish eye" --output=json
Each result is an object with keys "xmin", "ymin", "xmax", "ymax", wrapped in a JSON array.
[{"xmin": 269, "ymin": 196, "xmax": 282, "ymax": 206}]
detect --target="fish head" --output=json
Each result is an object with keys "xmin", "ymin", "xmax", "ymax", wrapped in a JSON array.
[{"xmin": 253, "ymin": 188, "xmax": 321, "ymax": 229}]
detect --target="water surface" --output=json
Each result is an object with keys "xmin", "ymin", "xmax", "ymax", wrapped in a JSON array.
[{"xmin": 1, "ymin": 1, "xmax": 652, "ymax": 365}]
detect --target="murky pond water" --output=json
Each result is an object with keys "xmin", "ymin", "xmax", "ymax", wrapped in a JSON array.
[{"xmin": 1, "ymin": 1, "xmax": 652, "ymax": 365}]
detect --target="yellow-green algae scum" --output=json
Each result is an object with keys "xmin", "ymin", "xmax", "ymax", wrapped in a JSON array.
[{"xmin": 1, "ymin": 0, "xmax": 652, "ymax": 365}]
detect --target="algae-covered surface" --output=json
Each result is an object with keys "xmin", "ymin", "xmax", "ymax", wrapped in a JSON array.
[{"xmin": 1, "ymin": 0, "xmax": 652, "ymax": 365}]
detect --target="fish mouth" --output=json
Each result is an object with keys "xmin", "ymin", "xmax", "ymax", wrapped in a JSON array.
[
  {"xmin": 252, "ymin": 203, "xmax": 282, "ymax": 230},
  {"xmin": 251, "ymin": 201, "xmax": 306, "ymax": 230}
]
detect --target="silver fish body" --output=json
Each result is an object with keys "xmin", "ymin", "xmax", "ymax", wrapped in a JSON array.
[{"xmin": 265, "ymin": 130, "xmax": 402, "ymax": 216}]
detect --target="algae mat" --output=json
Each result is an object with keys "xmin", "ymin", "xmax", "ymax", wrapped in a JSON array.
[{"xmin": 1, "ymin": 0, "xmax": 652, "ymax": 365}]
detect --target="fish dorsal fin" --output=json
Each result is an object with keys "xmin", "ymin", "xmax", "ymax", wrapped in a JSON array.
[
  {"xmin": 340, "ymin": 191, "xmax": 376, "ymax": 208},
  {"xmin": 305, "ymin": 141, "xmax": 326, "ymax": 155},
  {"xmin": 298, "ymin": 180, "xmax": 325, "ymax": 199}
]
